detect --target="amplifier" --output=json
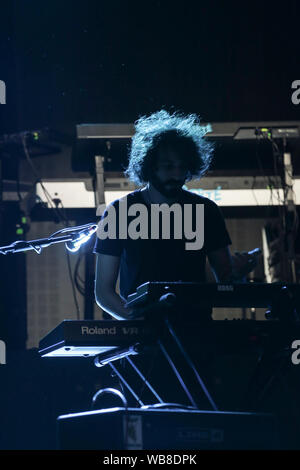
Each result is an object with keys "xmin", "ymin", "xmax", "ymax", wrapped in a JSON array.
[{"xmin": 57, "ymin": 407, "xmax": 280, "ymax": 450}]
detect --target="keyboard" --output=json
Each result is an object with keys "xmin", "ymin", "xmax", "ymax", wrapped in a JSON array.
[
  {"xmin": 126, "ymin": 281, "xmax": 300, "ymax": 309},
  {"xmin": 38, "ymin": 319, "xmax": 152, "ymax": 357}
]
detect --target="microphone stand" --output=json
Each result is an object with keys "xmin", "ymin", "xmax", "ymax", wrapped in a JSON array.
[{"xmin": 0, "ymin": 223, "xmax": 97, "ymax": 255}]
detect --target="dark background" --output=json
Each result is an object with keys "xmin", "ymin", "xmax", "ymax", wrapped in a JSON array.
[
  {"xmin": 1, "ymin": 0, "xmax": 300, "ymax": 134},
  {"xmin": 1, "ymin": 0, "xmax": 300, "ymax": 450}
]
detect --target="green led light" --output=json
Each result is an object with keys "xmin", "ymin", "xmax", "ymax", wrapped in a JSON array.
[
  {"xmin": 21, "ymin": 217, "xmax": 27, "ymax": 224},
  {"xmin": 16, "ymin": 228, "xmax": 23, "ymax": 235},
  {"xmin": 260, "ymin": 128, "xmax": 272, "ymax": 139}
]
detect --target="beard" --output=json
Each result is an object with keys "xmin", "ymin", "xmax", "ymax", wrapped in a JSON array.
[{"xmin": 150, "ymin": 175, "xmax": 185, "ymax": 198}]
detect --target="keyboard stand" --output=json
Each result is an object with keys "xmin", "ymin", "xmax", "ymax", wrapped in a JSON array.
[
  {"xmin": 94, "ymin": 343, "xmax": 165, "ymax": 407},
  {"xmin": 94, "ymin": 343, "xmax": 142, "ymax": 367},
  {"xmin": 162, "ymin": 315, "xmax": 218, "ymax": 411},
  {"xmin": 93, "ymin": 313, "xmax": 219, "ymax": 411}
]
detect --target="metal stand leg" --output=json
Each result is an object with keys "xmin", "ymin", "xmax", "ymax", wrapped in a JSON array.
[
  {"xmin": 94, "ymin": 343, "xmax": 165, "ymax": 407},
  {"xmin": 125, "ymin": 356, "xmax": 164, "ymax": 404},
  {"xmin": 109, "ymin": 362, "xmax": 145, "ymax": 407},
  {"xmin": 164, "ymin": 316, "xmax": 218, "ymax": 411},
  {"xmin": 158, "ymin": 339, "xmax": 198, "ymax": 409}
]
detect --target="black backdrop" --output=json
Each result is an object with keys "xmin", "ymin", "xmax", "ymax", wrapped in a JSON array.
[{"xmin": 1, "ymin": 0, "xmax": 300, "ymax": 134}]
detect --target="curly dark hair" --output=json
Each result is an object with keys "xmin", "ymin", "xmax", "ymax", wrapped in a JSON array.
[{"xmin": 125, "ymin": 110, "xmax": 214, "ymax": 185}]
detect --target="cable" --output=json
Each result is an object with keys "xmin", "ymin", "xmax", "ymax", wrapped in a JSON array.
[
  {"xmin": 21, "ymin": 134, "xmax": 81, "ymax": 318},
  {"xmin": 15, "ymin": 154, "xmax": 23, "ymax": 203},
  {"xmin": 253, "ymin": 135, "xmax": 283, "ymax": 210},
  {"xmin": 65, "ymin": 249, "xmax": 81, "ymax": 320},
  {"xmin": 74, "ymin": 250, "xmax": 86, "ymax": 296},
  {"xmin": 21, "ymin": 135, "xmax": 68, "ymax": 223},
  {"xmin": 250, "ymin": 174, "xmax": 260, "ymax": 207},
  {"xmin": 58, "ymin": 200, "xmax": 81, "ymax": 319},
  {"xmin": 270, "ymin": 138, "xmax": 298, "ymax": 234}
]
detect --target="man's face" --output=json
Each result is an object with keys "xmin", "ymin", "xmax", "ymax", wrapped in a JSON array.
[{"xmin": 150, "ymin": 146, "xmax": 189, "ymax": 198}]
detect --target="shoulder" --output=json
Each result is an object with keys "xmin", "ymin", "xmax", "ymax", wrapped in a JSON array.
[{"xmin": 181, "ymin": 189, "xmax": 225, "ymax": 222}]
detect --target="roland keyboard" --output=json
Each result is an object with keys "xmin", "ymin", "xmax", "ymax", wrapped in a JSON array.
[
  {"xmin": 39, "ymin": 318, "xmax": 300, "ymax": 358},
  {"xmin": 38, "ymin": 320, "xmax": 152, "ymax": 357}
]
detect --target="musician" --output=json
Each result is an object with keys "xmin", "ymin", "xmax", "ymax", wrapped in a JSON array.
[{"xmin": 94, "ymin": 110, "xmax": 257, "ymax": 320}]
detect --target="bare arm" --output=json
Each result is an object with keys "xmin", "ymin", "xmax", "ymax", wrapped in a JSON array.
[
  {"xmin": 207, "ymin": 246, "xmax": 234, "ymax": 282},
  {"xmin": 208, "ymin": 246, "xmax": 258, "ymax": 282},
  {"xmin": 94, "ymin": 253, "xmax": 133, "ymax": 320}
]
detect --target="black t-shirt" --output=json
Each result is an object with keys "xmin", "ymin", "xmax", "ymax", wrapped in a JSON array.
[{"xmin": 94, "ymin": 188, "xmax": 231, "ymax": 301}]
